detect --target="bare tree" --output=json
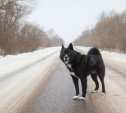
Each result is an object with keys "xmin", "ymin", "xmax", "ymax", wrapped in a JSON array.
[
  {"xmin": 97, "ymin": 11, "xmax": 107, "ymax": 22},
  {"xmin": 0, "ymin": 0, "xmax": 32, "ymax": 54},
  {"xmin": 74, "ymin": 10, "xmax": 126, "ymax": 53},
  {"xmin": 0, "ymin": 0, "xmax": 64, "ymax": 55},
  {"xmin": 51, "ymin": 35, "xmax": 64, "ymax": 46}
]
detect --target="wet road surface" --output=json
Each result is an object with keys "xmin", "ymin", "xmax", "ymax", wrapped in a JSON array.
[{"xmin": 30, "ymin": 63, "xmax": 90, "ymax": 113}]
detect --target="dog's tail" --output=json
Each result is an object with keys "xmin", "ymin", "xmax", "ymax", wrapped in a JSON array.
[{"xmin": 88, "ymin": 47, "xmax": 102, "ymax": 57}]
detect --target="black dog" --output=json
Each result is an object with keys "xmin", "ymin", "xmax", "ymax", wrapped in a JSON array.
[{"xmin": 60, "ymin": 43, "xmax": 105, "ymax": 100}]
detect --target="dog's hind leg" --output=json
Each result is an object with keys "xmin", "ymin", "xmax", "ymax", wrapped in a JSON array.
[
  {"xmin": 99, "ymin": 76, "xmax": 105, "ymax": 94},
  {"xmin": 98, "ymin": 72, "xmax": 105, "ymax": 94},
  {"xmin": 91, "ymin": 74, "xmax": 99, "ymax": 93},
  {"xmin": 71, "ymin": 76, "xmax": 79, "ymax": 99}
]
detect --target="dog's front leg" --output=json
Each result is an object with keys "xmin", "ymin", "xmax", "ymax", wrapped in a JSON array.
[
  {"xmin": 80, "ymin": 77, "xmax": 87, "ymax": 100},
  {"xmin": 71, "ymin": 75, "xmax": 79, "ymax": 99}
]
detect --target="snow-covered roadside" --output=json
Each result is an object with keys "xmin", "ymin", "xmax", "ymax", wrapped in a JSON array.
[
  {"xmin": 0, "ymin": 47, "xmax": 61, "ymax": 91},
  {"xmin": 0, "ymin": 47, "xmax": 60, "ymax": 113},
  {"xmin": 101, "ymin": 51, "xmax": 126, "ymax": 63},
  {"xmin": 0, "ymin": 47, "xmax": 60, "ymax": 80},
  {"xmin": 76, "ymin": 46, "xmax": 126, "ymax": 63},
  {"xmin": 0, "ymin": 47, "xmax": 60, "ymax": 61}
]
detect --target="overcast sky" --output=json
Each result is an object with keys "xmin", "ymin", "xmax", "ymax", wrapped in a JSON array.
[{"xmin": 27, "ymin": 0, "xmax": 126, "ymax": 43}]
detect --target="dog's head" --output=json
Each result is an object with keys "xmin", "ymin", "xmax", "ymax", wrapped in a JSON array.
[{"xmin": 60, "ymin": 43, "xmax": 76, "ymax": 64}]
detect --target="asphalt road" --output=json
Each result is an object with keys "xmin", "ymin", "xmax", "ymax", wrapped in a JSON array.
[{"xmin": 30, "ymin": 62, "xmax": 90, "ymax": 113}]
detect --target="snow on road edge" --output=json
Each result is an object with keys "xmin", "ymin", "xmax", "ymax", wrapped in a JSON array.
[{"xmin": 76, "ymin": 46, "xmax": 126, "ymax": 63}]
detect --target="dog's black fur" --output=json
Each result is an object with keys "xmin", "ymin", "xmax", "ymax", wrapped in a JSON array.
[{"xmin": 60, "ymin": 43, "xmax": 105, "ymax": 99}]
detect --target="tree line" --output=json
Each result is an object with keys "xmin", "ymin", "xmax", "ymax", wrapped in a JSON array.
[
  {"xmin": 0, "ymin": 0, "xmax": 64, "ymax": 55},
  {"xmin": 74, "ymin": 11, "xmax": 126, "ymax": 53}
]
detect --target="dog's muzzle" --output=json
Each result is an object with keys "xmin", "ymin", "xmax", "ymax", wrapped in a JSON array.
[{"xmin": 64, "ymin": 55, "xmax": 69, "ymax": 64}]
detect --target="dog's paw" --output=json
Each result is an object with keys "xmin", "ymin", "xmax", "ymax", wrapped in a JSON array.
[
  {"xmin": 101, "ymin": 92, "xmax": 106, "ymax": 95},
  {"xmin": 79, "ymin": 97, "xmax": 85, "ymax": 100},
  {"xmin": 91, "ymin": 90, "xmax": 98, "ymax": 93},
  {"xmin": 72, "ymin": 96, "xmax": 79, "ymax": 100}
]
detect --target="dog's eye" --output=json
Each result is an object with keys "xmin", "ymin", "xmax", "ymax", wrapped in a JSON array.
[{"xmin": 62, "ymin": 52, "xmax": 65, "ymax": 55}]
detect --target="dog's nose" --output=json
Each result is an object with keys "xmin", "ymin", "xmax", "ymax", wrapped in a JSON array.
[{"xmin": 65, "ymin": 56, "xmax": 67, "ymax": 60}]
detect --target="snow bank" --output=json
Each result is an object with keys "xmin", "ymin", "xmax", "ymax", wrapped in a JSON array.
[
  {"xmin": 77, "ymin": 46, "xmax": 126, "ymax": 63},
  {"xmin": 101, "ymin": 51, "xmax": 126, "ymax": 62},
  {"xmin": 0, "ymin": 47, "xmax": 60, "ymax": 62}
]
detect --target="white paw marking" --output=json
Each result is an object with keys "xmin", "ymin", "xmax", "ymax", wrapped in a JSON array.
[
  {"xmin": 101, "ymin": 92, "xmax": 106, "ymax": 95},
  {"xmin": 91, "ymin": 90, "xmax": 98, "ymax": 93},
  {"xmin": 72, "ymin": 96, "xmax": 79, "ymax": 100},
  {"xmin": 79, "ymin": 97, "xmax": 85, "ymax": 100}
]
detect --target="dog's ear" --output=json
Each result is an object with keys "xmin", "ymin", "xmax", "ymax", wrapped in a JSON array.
[
  {"xmin": 62, "ymin": 44, "xmax": 64, "ymax": 49},
  {"xmin": 68, "ymin": 43, "xmax": 73, "ymax": 50}
]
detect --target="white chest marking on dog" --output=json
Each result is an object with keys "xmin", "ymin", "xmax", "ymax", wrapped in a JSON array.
[
  {"xmin": 66, "ymin": 64, "xmax": 71, "ymax": 68},
  {"xmin": 70, "ymin": 72, "xmax": 79, "ymax": 79},
  {"xmin": 64, "ymin": 61, "xmax": 69, "ymax": 64},
  {"xmin": 66, "ymin": 64, "xmax": 79, "ymax": 79}
]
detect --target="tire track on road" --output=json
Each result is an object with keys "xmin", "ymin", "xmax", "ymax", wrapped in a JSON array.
[{"xmin": 0, "ymin": 50, "xmax": 59, "ymax": 84}]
